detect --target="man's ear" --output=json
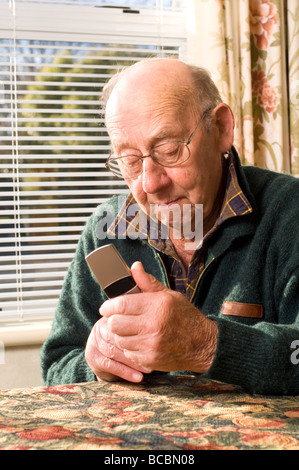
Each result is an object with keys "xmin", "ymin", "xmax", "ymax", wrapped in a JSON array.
[{"xmin": 212, "ymin": 104, "xmax": 235, "ymax": 152}]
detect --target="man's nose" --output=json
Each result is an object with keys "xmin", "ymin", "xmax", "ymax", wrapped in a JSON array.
[{"xmin": 141, "ymin": 156, "xmax": 169, "ymax": 194}]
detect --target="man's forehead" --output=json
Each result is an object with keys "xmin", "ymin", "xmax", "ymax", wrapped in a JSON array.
[
  {"xmin": 106, "ymin": 81, "xmax": 192, "ymax": 126},
  {"xmin": 107, "ymin": 118, "xmax": 185, "ymax": 152},
  {"xmin": 106, "ymin": 89, "xmax": 190, "ymax": 135}
]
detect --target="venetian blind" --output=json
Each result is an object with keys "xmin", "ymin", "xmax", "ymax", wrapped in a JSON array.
[{"xmin": 0, "ymin": 0, "xmax": 187, "ymax": 324}]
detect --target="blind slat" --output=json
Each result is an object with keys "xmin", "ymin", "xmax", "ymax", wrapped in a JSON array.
[
  {"xmin": 0, "ymin": 164, "xmax": 107, "ymax": 169},
  {"xmin": 0, "ymin": 290, "xmax": 63, "ymax": 300},
  {"xmin": 1, "ymin": 189, "xmax": 127, "ymax": 196},
  {"xmin": 1, "ymin": 225, "xmax": 84, "ymax": 234},
  {"xmin": 2, "ymin": 208, "xmax": 101, "ymax": 215},
  {"xmin": 0, "ymin": 252, "xmax": 77, "ymax": 259},
  {"xmin": 0, "ymin": 198, "xmax": 110, "ymax": 206},
  {"xmin": 0, "ymin": 262, "xmax": 70, "ymax": 272},
  {"xmin": 1, "ymin": 136, "xmax": 109, "ymax": 141}
]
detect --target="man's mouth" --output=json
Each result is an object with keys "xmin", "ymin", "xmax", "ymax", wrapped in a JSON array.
[{"xmin": 154, "ymin": 198, "xmax": 182, "ymax": 208}]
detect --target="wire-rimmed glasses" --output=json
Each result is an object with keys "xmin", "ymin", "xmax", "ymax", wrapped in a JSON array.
[{"xmin": 105, "ymin": 107, "xmax": 212, "ymax": 179}]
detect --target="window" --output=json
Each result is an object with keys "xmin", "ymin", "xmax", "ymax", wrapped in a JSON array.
[{"xmin": 0, "ymin": 0, "xmax": 187, "ymax": 332}]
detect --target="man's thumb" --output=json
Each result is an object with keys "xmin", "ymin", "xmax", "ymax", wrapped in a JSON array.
[{"xmin": 130, "ymin": 261, "xmax": 168, "ymax": 293}]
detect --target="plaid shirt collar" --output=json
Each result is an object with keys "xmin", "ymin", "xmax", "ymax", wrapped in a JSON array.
[{"xmin": 108, "ymin": 150, "xmax": 253, "ymax": 254}]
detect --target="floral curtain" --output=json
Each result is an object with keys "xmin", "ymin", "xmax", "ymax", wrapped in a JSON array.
[{"xmin": 186, "ymin": 0, "xmax": 299, "ymax": 176}]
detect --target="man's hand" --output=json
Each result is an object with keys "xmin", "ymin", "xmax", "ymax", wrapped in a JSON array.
[
  {"xmin": 85, "ymin": 314, "xmax": 150, "ymax": 383},
  {"xmin": 85, "ymin": 261, "xmax": 218, "ymax": 382}
]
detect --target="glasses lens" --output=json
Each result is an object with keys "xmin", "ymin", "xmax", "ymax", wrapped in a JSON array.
[
  {"xmin": 109, "ymin": 155, "xmax": 142, "ymax": 178},
  {"xmin": 152, "ymin": 141, "xmax": 188, "ymax": 167},
  {"xmin": 107, "ymin": 157, "xmax": 123, "ymax": 177}
]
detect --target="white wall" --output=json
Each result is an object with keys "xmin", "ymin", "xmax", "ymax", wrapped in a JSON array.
[{"xmin": 0, "ymin": 346, "xmax": 43, "ymax": 390}]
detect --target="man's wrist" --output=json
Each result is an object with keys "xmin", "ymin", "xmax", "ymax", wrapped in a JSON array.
[{"xmin": 196, "ymin": 318, "xmax": 218, "ymax": 373}]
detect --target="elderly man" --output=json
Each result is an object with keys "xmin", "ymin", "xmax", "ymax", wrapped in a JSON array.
[{"xmin": 41, "ymin": 58, "xmax": 299, "ymax": 395}]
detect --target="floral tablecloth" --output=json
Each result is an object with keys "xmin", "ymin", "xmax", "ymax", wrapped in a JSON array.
[{"xmin": 0, "ymin": 374, "xmax": 298, "ymax": 450}]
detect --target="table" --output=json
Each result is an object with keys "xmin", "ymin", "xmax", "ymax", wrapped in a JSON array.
[{"xmin": 0, "ymin": 374, "xmax": 298, "ymax": 450}]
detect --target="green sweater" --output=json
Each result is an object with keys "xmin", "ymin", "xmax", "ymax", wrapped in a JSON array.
[{"xmin": 40, "ymin": 158, "xmax": 299, "ymax": 395}]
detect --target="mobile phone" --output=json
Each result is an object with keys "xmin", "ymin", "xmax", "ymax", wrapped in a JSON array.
[{"xmin": 85, "ymin": 244, "xmax": 141, "ymax": 298}]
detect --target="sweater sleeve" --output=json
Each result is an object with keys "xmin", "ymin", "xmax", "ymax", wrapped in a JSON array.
[{"xmin": 40, "ymin": 208, "xmax": 108, "ymax": 385}]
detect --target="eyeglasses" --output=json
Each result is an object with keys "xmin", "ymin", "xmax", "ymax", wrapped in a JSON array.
[{"xmin": 105, "ymin": 107, "xmax": 212, "ymax": 179}]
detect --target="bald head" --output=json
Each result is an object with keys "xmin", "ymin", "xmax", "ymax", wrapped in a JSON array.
[
  {"xmin": 105, "ymin": 59, "xmax": 198, "ymax": 128},
  {"xmin": 103, "ymin": 58, "xmax": 222, "ymax": 123}
]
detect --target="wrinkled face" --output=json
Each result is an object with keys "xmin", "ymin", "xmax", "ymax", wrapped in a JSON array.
[{"xmin": 106, "ymin": 62, "xmax": 226, "ymax": 235}]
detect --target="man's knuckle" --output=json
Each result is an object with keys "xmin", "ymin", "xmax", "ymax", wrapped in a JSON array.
[
  {"xmin": 114, "ymin": 296, "xmax": 127, "ymax": 314},
  {"xmin": 107, "ymin": 343, "xmax": 116, "ymax": 359},
  {"xmin": 107, "ymin": 315, "xmax": 118, "ymax": 332},
  {"xmin": 101, "ymin": 356, "xmax": 113, "ymax": 371},
  {"xmin": 161, "ymin": 291, "xmax": 174, "ymax": 309}
]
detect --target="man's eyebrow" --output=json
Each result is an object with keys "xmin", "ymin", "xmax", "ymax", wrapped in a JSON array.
[
  {"xmin": 111, "ymin": 126, "xmax": 181, "ymax": 152},
  {"xmin": 111, "ymin": 139, "xmax": 125, "ymax": 150},
  {"xmin": 152, "ymin": 127, "xmax": 181, "ymax": 143},
  {"xmin": 110, "ymin": 137, "xmax": 131, "ymax": 152},
  {"xmin": 154, "ymin": 129, "xmax": 172, "ymax": 141}
]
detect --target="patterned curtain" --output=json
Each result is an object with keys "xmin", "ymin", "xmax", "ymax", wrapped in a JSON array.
[{"xmin": 186, "ymin": 0, "xmax": 299, "ymax": 176}]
